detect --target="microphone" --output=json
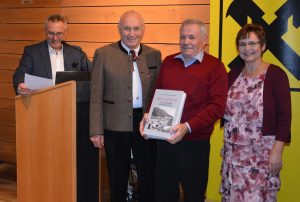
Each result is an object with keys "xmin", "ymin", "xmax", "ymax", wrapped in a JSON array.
[{"xmin": 72, "ymin": 60, "xmax": 79, "ymax": 69}]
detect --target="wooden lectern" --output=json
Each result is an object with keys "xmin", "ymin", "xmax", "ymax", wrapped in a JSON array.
[{"xmin": 15, "ymin": 81, "xmax": 99, "ymax": 202}]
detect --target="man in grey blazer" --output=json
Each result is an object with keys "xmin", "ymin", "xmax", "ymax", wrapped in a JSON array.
[
  {"xmin": 90, "ymin": 10, "xmax": 161, "ymax": 202},
  {"xmin": 13, "ymin": 14, "xmax": 91, "ymax": 95}
]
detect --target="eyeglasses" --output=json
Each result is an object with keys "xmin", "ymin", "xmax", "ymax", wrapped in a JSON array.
[
  {"xmin": 47, "ymin": 31, "xmax": 64, "ymax": 37},
  {"xmin": 179, "ymin": 35, "xmax": 201, "ymax": 40},
  {"xmin": 121, "ymin": 26, "xmax": 143, "ymax": 32},
  {"xmin": 238, "ymin": 41, "xmax": 261, "ymax": 48}
]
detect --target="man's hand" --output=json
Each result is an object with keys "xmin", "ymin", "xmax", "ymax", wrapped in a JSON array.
[
  {"xmin": 139, "ymin": 113, "xmax": 149, "ymax": 139},
  {"xmin": 167, "ymin": 123, "xmax": 189, "ymax": 144},
  {"xmin": 17, "ymin": 83, "xmax": 32, "ymax": 95},
  {"xmin": 90, "ymin": 134, "xmax": 104, "ymax": 149}
]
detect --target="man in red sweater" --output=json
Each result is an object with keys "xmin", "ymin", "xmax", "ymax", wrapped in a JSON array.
[{"xmin": 140, "ymin": 19, "xmax": 228, "ymax": 202}]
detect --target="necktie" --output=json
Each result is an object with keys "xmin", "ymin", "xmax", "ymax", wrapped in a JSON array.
[
  {"xmin": 130, "ymin": 50, "xmax": 137, "ymax": 62},
  {"xmin": 130, "ymin": 50, "xmax": 137, "ymax": 71}
]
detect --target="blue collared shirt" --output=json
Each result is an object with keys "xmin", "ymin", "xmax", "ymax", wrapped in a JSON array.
[{"xmin": 174, "ymin": 51, "xmax": 204, "ymax": 68}]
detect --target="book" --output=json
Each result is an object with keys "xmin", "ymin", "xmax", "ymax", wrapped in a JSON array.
[{"xmin": 143, "ymin": 89, "xmax": 186, "ymax": 140}]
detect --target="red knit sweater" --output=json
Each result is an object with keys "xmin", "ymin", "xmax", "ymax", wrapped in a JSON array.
[{"xmin": 153, "ymin": 52, "xmax": 228, "ymax": 140}]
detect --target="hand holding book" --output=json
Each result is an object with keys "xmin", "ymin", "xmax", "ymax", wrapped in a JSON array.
[
  {"xmin": 139, "ymin": 113, "xmax": 149, "ymax": 139},
  {"xmin": 166, "ymin": 123, "xmax": 189, "ymax": 144}
]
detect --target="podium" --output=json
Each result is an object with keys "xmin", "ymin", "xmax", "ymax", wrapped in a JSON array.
[{"xmin": 15, "ymin": 81, "xmax": 99, "ymax": 202}]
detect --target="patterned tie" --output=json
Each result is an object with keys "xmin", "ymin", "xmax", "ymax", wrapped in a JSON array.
[
  {"xmin": 130, "ymin": 50, "xmax": 137, "ymax": 61},
  {"xmin": 130, "ymin": 50, "xmax": 137, "ymax": 71}
]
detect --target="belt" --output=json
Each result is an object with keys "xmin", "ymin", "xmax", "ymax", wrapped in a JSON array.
[{"xmin": 133, "ymin": 108, "xmax": 143, "ymax": 113}]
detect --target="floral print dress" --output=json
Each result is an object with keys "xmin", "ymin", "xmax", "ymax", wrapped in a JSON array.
[{"xmin": 220, "ymin": 72, "xmax": 280, "ymax": 202}]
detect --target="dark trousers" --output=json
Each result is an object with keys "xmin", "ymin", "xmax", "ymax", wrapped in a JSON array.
[
  {"xmin": 155, "ymin": 140, "xmax": 210, "ymax": 202},
  {"xmin": 104, "ymin": 109, "xmax": 156, "ymax": 202}
]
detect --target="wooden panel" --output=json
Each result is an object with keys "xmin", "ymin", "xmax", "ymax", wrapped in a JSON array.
[
  {"xmin": 0, "ymin": 98, "xmax": 15, "ymax": 109},
  {"xmin": 1, "ymin": 5, "xmax": 209, "ymax": 23},
  {"xmin": 0, "ymin": 126, "xmax": 15, "ymax": 142},
  {"xmin": 0, "ymin": 70, "xmax": 14, "ymax": 83},
  {"xmin": 0, "ymin": 54, "xmax": 20, "ymax": 70},
  {"xmin": 0, "ymin": 24, "xmax": 209, "ymax": 44},
  {"xmin": 0, "ymin": 24, "xmax": 180, "ymax": 43},
  {"xmin": 0, "ymin": 83, "xmax": 15, "ymax": 99},
  {"xmin": 1, "ymin": 0, "xmax": 61, "ymax": 7},
  {"xmin": 0, "ymin": 41, "xmax": 209, "ymax": 60},
  {"xmin": 0, "ymin": 40, "xmax": 33, "ymax": 54},
  {"xmin": 0, "ymin": 24, "xmax": 44, "ymax": 41},
  {"xmin": 71, "ymin": 42, "xmax": 181, "ymax": 59},
  {"xmin": 0, "ymin": 109, "xmax": 15, "ymax": 126},
  {"xmin": 61, "ymin": 0, "xmax": 210, "ymax": 6},
  {"xmin": 0, "ymin": 40, "xmax": 180, "ymax": 59},
  {"xmin": 2, "ymin": 0, "xmax": 209, "ymax": 8},
  {"xmin": 0, "ymin": 141, "xmax": 16, "ymax": 164},
  {"xmin": 16, "ymin": 81, "xmax": 76, "ymax": 202}
]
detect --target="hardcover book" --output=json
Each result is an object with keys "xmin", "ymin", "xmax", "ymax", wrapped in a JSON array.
[{"xmin": 144, "ymin": 89, "xmax": 186, "ymax": 140}]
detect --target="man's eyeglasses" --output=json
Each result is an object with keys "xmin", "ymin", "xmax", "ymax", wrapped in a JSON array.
[
  {"xmin": 47, "ymin": 31, "xmax": 64, "ymax": 37},
  {"xmin": 238, "ymin": 41, "xmax": 261, "ymax": 48}
]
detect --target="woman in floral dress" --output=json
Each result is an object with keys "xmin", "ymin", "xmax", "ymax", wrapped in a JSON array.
[{"xmin": 220, "ymin": 24, "xmax": 291, "ymax": 201}]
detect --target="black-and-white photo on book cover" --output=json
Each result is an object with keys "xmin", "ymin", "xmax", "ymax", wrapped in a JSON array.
[{"xmin": 144, "ymin": 89, "xmax": 186, "ymax": 140}]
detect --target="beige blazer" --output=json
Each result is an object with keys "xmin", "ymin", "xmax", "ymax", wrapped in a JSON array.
[{"xmin": 90, "ymin": 41, "xmax": 162, "ymax": 135}]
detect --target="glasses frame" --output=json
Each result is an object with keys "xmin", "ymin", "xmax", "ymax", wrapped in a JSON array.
[
  {"xmin": 47, "ymin": 31, "xmax": 65, "ymax": 38},
  {"xmin": 238, "ymin": 41, "xmax": 261, "ymax": 48}
]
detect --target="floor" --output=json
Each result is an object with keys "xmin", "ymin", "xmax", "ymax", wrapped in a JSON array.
[
  {"xmin": 0, "ymin": 162, "xmax": 216, "ymax": 202},
  {"xmin": 0, "ymin": 163, "xmax": 17, "ymax": 202}
]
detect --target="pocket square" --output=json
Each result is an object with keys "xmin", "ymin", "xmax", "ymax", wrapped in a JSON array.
[{"xmin": 148, "ymin": 66, "xmax": 157, "ymax": 69}]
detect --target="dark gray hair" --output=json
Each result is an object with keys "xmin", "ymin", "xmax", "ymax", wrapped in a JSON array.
[{"xmin": 44, "ymin": 14, "xmax": 67, "ymax": 30}]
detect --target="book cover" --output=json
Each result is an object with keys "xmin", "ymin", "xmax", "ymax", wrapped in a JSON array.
[{"xmin": 144, "ymin": 89, "xmax": 186, "ymax": 140}]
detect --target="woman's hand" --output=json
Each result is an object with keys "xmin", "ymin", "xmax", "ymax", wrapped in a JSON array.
[{"xmin": 268, "ymin": 141, "xmax": 285, "ymax": 175}]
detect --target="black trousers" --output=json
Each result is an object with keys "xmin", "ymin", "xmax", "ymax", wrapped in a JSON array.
[
  {"xmin": 155, "ymin": 139, "xmax": 210, "ymax": 202},
  {"xmin": 104, "ymin": 108, "xmax": 156, "ymax": 202}
]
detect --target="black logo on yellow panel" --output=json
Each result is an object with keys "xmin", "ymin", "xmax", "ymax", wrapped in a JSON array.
[{"xmin": 220, "ymin": 0, "xmax": 300, "ymax": 83}]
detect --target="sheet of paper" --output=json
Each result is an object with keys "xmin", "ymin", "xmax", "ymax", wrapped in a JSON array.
[{"xmin": 25, "ymin": 73, "xmax": 53, "ymax": 90}]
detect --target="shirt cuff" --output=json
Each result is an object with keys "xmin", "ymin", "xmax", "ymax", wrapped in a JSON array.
[{"xmin": 185, "ymin": 122, "xmax": 192, "ymax": 133}]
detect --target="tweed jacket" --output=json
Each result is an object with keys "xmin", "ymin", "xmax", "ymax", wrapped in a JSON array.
[
  {"xmin": 13, "ymin": 40, "xmax": 91, "ymax": 93},
  {"xmin": 90, "ymin": 41, "xmax": 162, "ymax": 135}
]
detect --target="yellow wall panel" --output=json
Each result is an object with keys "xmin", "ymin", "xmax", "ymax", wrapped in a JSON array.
[{"xmin": 209, "ymin": 1, "xmax": 300, "ymax": 201}]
